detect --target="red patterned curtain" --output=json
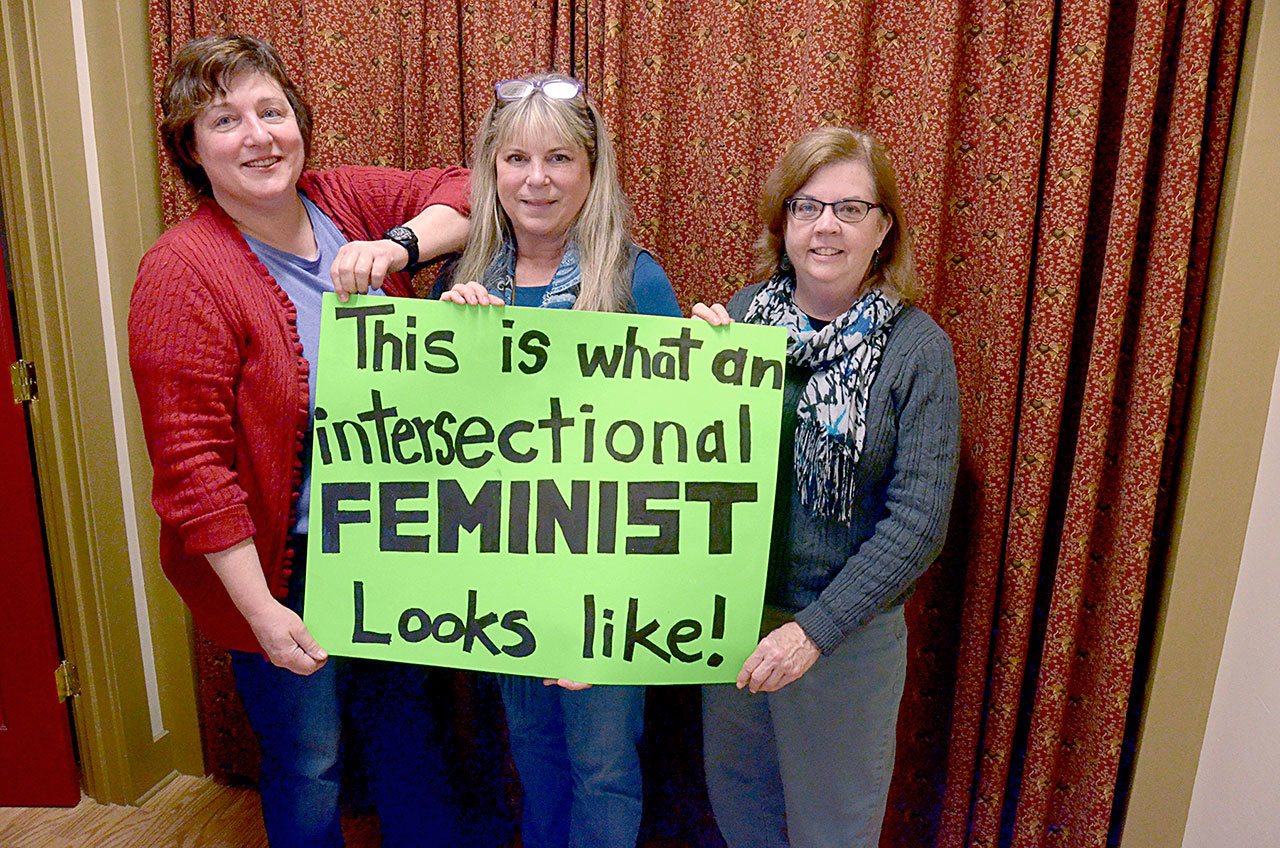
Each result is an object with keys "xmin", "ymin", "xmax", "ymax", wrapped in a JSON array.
[
  {"xmin": 574, "ymin": 1, "xmax": 1245, "ymax": 843},
  {"xmin": 149, "ymin": 1, "xmax": 1246, "ymax": 845}
]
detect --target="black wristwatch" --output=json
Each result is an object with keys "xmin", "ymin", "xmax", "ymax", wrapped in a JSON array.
[{"xmin": 383, "ymin": 225, "xmax": 420, "ymax": 269}]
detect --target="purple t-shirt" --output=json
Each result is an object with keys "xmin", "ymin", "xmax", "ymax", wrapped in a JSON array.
[{"xmin": 244, "ymin": 194, "xmax": 387, "ymax": 534}]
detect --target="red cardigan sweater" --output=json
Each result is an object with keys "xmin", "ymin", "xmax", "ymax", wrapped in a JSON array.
[{"xmin": 129, "ymin": 166, "xmax": 468, "ymax": 652}]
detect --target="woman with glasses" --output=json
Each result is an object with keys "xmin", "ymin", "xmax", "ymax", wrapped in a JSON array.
[
  {"xmin": 691, "ymin": 127, "xmax": 960, "ymax": 847},
  {"xmin": 441, "ymin": 73, "xmax": 680, "ymax": 847},
  {"xmin": 129, "ymin": 34, "xmax": 467, "ymax": 846}
]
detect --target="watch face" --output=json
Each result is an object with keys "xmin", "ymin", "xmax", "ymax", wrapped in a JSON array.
[{"xmin": 387, "ymin": 226, "xmax": 416, "ymax": 245}]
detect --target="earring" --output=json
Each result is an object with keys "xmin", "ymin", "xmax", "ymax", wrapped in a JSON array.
[
  {"xmin": 871, "ymin": 248, "xmax": 881, "ymax": 269},
  {"xmin": 779, "ymin": 251, "xmax": 792, "ymax": 272}
]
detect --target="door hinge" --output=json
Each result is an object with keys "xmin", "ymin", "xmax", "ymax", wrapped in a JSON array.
[
  {"xmin": 10, "ymin": 359, "xmax": 37, "ymax": 403},
  {"xmin": 55, "ymin": 660, "xmax": 80, "ymax": 702}
]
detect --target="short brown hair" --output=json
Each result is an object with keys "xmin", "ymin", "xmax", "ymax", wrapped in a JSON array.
[
  {"xmin": 753, "ymin": 127, "xmax": 918, "ymax": 302},
  {"xmin": 159, "ymin": 35, "xmax": 312, "ymax": 197}
]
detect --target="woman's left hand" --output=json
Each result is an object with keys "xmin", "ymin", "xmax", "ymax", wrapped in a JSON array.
[
  {"xmin": 543, "ymin": 678, "xmax": 593, "ymax": 691},
  {"xmin": 737, "ymin": 622, "xmax": 821, "ymax": 693},
  {"xmin": 441, "ymin": 280, "xmax": 504, "ymax": 306},
  {"xmin": 330, "ymin": 239, "xmax": 410, "ymax": 302},
  {"xmin": 691, "ymin": 302, "xmax": 733, "ymax": 325}
]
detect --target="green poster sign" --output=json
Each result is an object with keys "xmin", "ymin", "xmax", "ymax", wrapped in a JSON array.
[{"xmin": 303, "ymin": 295, "xmax": 786, "ymax": 684}]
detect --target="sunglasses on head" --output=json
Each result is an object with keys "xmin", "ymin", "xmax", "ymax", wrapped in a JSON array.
[{"xmin": 494, "ymin": 76, "xmax": 584, "ymax": 102}]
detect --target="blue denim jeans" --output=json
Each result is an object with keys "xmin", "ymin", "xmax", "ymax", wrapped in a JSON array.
[
  {"xmin": 498, "ymin": 675, "xmax": 646, "ymax": 848},
  {"xmin": 230, "ymin": 542, "xmax": 456, "ymax": 848},
  {"xmin": 702, "ymin": 605, "xmax": 908, "ymax": 848}
]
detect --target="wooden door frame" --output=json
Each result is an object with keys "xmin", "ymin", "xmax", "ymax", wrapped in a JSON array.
[{"xmin": 0, "ymin": 0, "xmax": 201, "ymax": 803}]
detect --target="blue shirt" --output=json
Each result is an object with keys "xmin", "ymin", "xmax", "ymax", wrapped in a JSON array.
[
  {"xmin": 243, "ymin": 194, "xmax": 386, "ymax": 534},
  {"xmin": 510, "ymin": 250, "xmax": 681, "ymax": 316}
]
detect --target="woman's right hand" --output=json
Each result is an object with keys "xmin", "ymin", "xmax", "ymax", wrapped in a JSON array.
[
  {"xmin": 691, "ymin": 302, "xmax": 733, "ymax": 325},
  {"xmin": 206, "ymin": 539, "xmax": 327, "ymax": 676},
  {"xmin": 330, "ymin": 238, "xmax": 408, "ymax": 302},
  {"xmin": 440, "ymin": 280, "xmax": 503, "ymax": 306},
  {"xmin": 246, "ymin": 601, "xmax": 329, "ymax": 676}
]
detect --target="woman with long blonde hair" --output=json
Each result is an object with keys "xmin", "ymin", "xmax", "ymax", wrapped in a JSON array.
[
  {"xmin": 442, "ymin": 73, "xmax": 679, "ymax": 847},
  {"xmin": 443, "ymin": 74, "xmax": 677, "ymax": 316}
]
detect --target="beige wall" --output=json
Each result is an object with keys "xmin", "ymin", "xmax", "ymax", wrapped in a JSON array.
[
  {"xmin": 1122, "ymin": 0, "xmax": 1280, "ymax": 844},
  {"xmin": 1182, "ymin": 345, "xmax": 1280, "ymax": 846}
]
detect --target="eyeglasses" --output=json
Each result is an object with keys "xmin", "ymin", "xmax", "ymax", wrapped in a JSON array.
[
  {"xmin": 785, "ymin": 196, "xmax": 885, "ymax": 224},
  {"xmin": 494, "ymin": 76, "xmax": 584, "ymax": 102}
]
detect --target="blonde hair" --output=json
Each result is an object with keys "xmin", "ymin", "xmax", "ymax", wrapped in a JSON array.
[
  {"xmin": 754, "ymin": 127, "xmax": 919, "ymax": 303},
  {"xmin": 454, "ymin": 75, "xmax": 634, "ymax": 313}
]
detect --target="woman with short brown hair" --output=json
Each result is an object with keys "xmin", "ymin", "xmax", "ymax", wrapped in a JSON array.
[{"xmin": 130, "ymin": 34, "xmax": 468, "ymax": 846}]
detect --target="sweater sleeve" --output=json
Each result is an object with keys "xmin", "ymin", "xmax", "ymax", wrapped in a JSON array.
[
  {"xmin": 725, "ymin": 283, "xmax": 762, "ymax": 320},
  {"xmin": 306, "ymin": 165, "xmax": 470, "ymax": 241},
  {"xmin": 793, "ymin": 325, "xmax": 961, "ymax": 652},
  {"xmin": 630, "ymin": 251, "xmax": 682, "ymax": 317},
  {"xmin": 128, "ymin": 247, "xmax": 257, "ymax": 554}
]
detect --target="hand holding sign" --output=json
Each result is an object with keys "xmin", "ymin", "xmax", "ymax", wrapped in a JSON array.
[
  {"xmin": 736, "ymin": 622, "xmax": 821, "ymax": 693},
  {"xmin": 440, "ymin": 280, "xmax": 504, "ymax": 306},
  {"xmin": 544, "ymin": 678, "xmax": 592, "ymax": 691}
]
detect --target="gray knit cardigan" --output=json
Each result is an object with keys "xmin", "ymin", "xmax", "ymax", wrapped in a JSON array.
[{"xmin": 728, "ymin": 283, "xmax": 961, "ymax": 654}]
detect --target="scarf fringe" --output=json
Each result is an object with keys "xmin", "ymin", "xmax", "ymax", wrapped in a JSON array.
[
  {"xmin": 746, "ymin": 270, "xmax": 901, "ymax": 525},
  {"xmin": 794, "ymin": 421, "xmax": 859, "ymax": 524}
]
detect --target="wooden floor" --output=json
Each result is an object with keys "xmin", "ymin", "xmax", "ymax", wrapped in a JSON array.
[{"xmin": 0, "ymin": 774, "xmax": 379, "ymax": 848}]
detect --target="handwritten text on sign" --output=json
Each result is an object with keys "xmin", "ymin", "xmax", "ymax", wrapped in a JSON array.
[{"xmin": 303, "ymin": 296, "xmax": 786, "ymax": 684}]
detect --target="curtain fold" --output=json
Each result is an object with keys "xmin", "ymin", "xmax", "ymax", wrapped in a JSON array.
[
  {"xmin": 1008, "ymin": 0, "xmax": 1245, "ymax": 843},
  {"xmin": 148, "ymin": 1, "xmax": 1246, "ymax": 844}
]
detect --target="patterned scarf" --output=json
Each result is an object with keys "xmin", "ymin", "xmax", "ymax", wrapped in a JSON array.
[
  {"xmin": 483, "ymin": 238, "xmax": 582, "ymax": 309},
  {"xmin": 744, "ymin": 270, "xmax": 903, "ymax": 523}
]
